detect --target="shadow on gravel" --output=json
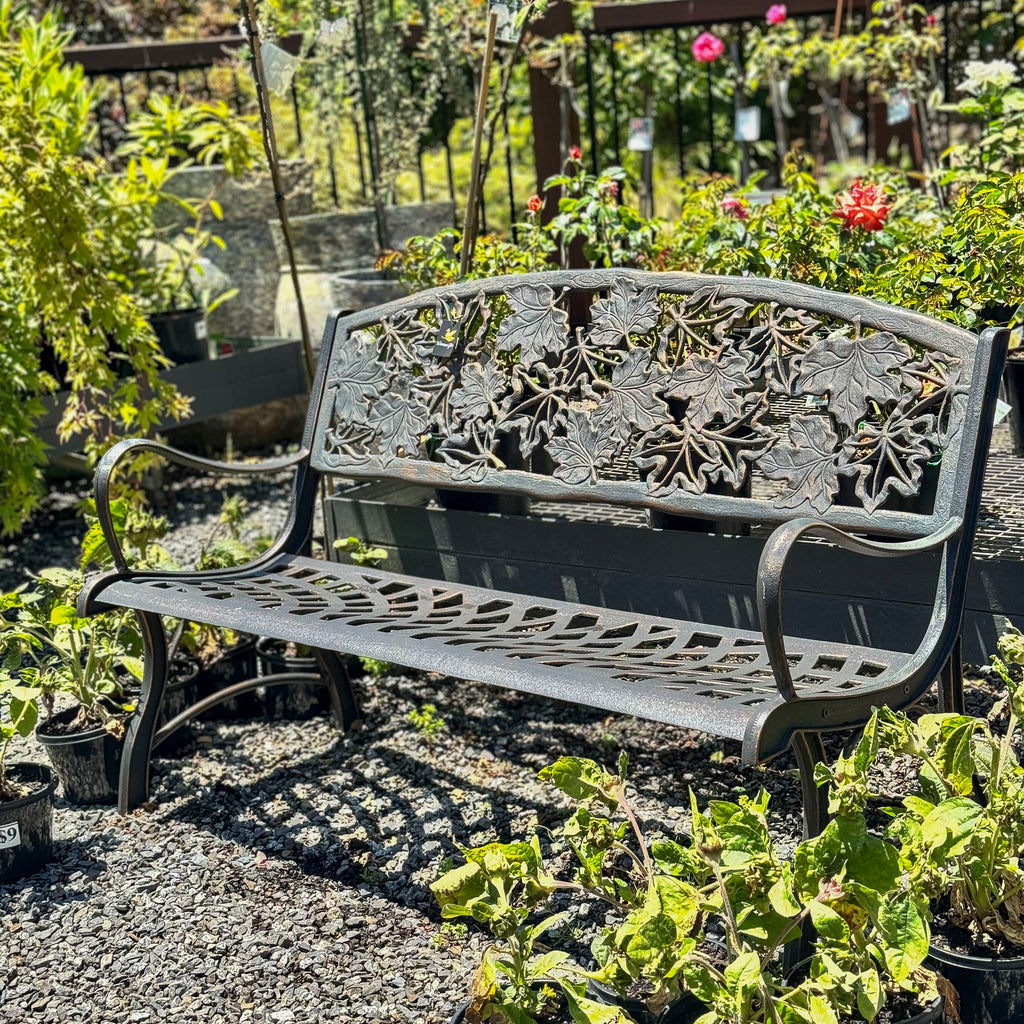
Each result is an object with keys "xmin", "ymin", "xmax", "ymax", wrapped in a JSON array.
[{"xmin": 150, "ymin": 672, "xmax": 822, "ymax": 920}]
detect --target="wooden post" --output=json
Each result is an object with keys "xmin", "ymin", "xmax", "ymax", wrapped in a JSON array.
[
  {"xmin": 240, "ymin": 0, "xmax": 314, "ymax": 387},
  {"xmin": 526, "ymin": 2, "xmax": 580, "ymax": 224},
  {"xmin": 459, "ymin": 9, "xmax": 498, "ymax": 278}
]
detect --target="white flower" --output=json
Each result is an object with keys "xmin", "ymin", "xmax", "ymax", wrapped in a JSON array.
[{"xmin": 958, "ymin": 59, "xmax": 1019, "ymax": 96}]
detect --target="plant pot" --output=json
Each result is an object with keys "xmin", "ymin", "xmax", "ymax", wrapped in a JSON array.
[
  {"xmin": 586, "ymin": 981, "xmax": 706, "ymax": 1024},
  {"xmin": 1003, "ymin": 358, "xmax": 1024, "ymax": 458},
  {"xmin": 435, "ymin": 435, "xmax": 529, "ymax": 516},
  {"xmin": 36, "ymin": 707, "xmax": 125, "ymax": 805},
  {"xmin": 255, "ymin": 636, "xmax": 329, "ymax": 720},
  {"xmin": 788, "ymin": 956, "xmax": 944, "ymax": 1023},
  {"xmin": 0, "ymin": 763, "xmax": 57, "ymax": 882},
  {"xmin": 126, "ymin": 656, "xmax": 200, "ymax": 754},
  {"xmin": 194, "ymin": 635, "xmax": 262, "ymax": 720},
  {"xmin": 927, "ymin": 942, "xmax": 1024, "ymax": 1024},
  {"xmin": 148, "ymin": 308, "xmax": 209, "ymax": 365},
  {"xmin": 648, "ymin": 478, "xmax": 752, "ymax": 535}
]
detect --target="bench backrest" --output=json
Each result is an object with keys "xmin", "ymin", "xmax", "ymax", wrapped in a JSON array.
[{"xmin": 306, "ymin": 270, "xmax": 1003, "ymax": 540}]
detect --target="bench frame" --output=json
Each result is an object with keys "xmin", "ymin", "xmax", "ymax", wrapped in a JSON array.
[{"xmin": 79, "ymin": 271, "xmax": 1009, "ymax": 836}]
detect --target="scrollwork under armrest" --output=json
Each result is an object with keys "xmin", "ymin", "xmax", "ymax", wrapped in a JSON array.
[{"xmin": 756, "ymin": 517, "xmax": 964, "ymax": 701}]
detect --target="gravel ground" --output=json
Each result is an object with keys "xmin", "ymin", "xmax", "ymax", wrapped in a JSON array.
[{"xmin": 0, "ymin": 468, "xmax": 1005, "ymax": 1024}]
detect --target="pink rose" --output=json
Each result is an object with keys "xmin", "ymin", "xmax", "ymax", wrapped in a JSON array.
[
  {"xmin": 692, "ymin": 32, "xmax": 725, "ymax": 63},
  {"xmin": 721, "ymin": 195, "xmax": 750, "ymax": 219},
  {"xmin": 766, "ymin": 4, "xmax": 787, "ymax": 25}
]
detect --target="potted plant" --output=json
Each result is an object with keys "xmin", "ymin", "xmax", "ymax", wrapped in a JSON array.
[
  {"xmin": 0, "ymin": 662, "xmax": 56, "ymax": 882},
  {"xmin": 0, "ymin": 569, "xmax": 140, "ymax": 806},
  {"xmin": 431, "ymin": 755, "xmax": 940, "ymax": 1024},
  {"xmin": 116, "ymin": 94, "xmax": 261, "ymax": 365},
  {"xmin": 849, "ymin": 625, "xmax": 1024, "ymax": 1024}
]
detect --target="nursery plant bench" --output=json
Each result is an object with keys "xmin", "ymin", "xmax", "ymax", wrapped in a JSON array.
[{"xmin": 79, "ymin": 270, "xmax": 1008, "ymax": 834}]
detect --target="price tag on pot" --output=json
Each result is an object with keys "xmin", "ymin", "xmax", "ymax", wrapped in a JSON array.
[{"xmin": 0, "ymin": 822, "xmax": 21, "ymax": 850}]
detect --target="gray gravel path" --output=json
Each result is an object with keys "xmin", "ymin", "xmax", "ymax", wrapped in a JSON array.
[{"xmin": 2, "ymin": 662, "xmax": 809, "ymax": 1024}]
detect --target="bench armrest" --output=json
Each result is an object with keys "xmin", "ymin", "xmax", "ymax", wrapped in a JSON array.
[
  {"xmin": 756, "ymin": 516, "xmax": 964, "ymax": 700},
  {"xmin": 95, "ymin": 437, "xmax": 308, "ymax": 573}
]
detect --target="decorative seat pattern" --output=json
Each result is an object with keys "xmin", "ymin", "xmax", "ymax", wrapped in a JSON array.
[{"xmin": 95, "ymin": 555, "xmax": 907, "ymax": 759}]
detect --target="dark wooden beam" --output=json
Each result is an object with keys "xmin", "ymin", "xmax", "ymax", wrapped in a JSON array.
[
  {"xmin": 592, "ymin": 0, "xmax": 870, "ymax": 33},
  {"xmin": 63, "ymin": 33, "xmax": 303, "ymax": 74}
]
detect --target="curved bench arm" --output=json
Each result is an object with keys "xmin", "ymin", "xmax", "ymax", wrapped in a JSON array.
[
  {"xmin": 95, "ymin": 437, "xmax": 309, "ymax": 573},
  {"xmin": 756, "ymin": 516, "xmax": 964, "ymax": 701}
]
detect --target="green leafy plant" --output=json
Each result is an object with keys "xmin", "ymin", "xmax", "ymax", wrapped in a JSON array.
[
  {"xmin": 432, "ymin": 754, "xmax": 934, "ymax": 1024},
  {"xmin": 333, "ymin": 535, "xmax": 389, "ymax": 567},
  {"xmin": 544, "ymin": 160, "xmax": 660, "ymax": 270},
  {"xmin": 0, "ymin": 569, "xmax": 140, "ymax": 737},
  {"xmin": 851, "ymin": 625, "xmax": 1024, "ymax": 952},
  {"xmin": 407, "ymin": 702, "xmax": 446, "ymax": 739},
  {"xmin": 0, "ymin": 1, "xmax": 191, "ymax": 534}
]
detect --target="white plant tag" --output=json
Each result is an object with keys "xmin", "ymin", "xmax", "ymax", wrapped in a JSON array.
[
  {"xmin": 887, "ymin": 89, "xmax": 911, "ymax": 126},
  {"xmin": 995, "ymin": 398, "xmax": 1012, "ymax": 425},
  {"xmin": 0, "ymin": 822, "xmax": 21, "ymax": 850},
  {"xmin": 627, "ymin": 117, "xmax": 654, "ymax": 151},
  {"xmin": 734, "ymin": 106, "xmax": 761, "ymax": 142},
  {"xmin": 261, "ymin": 41, "xmax": 300, "ymax": 96},
  {"xmin": 489, "ymin": 0, "xmax": 521, "ymax": 44}
]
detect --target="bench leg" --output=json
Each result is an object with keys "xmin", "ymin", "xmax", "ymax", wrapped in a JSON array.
[
  {"xmin": 118, "ymin": 611, "xmax": 168, "ymax": 814},
  {"xmin": 784, "ymin": 730, "xmax": 830, "ymax": 974},
  {"xmin": 313, "ymin": 649, "xmax": 362, "ymax": 731},
  {"xmin": 938, "ymin": 635, "xmax": 965, "ymax": 714},
  {"xmin": 792, "ymin": 731, "xmax": 829, "ymax": 840}
]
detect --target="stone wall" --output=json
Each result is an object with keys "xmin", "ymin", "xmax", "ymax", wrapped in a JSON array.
[{"xmin": 159, "ymin": 161, "xmax": 314, "ymax": 342}]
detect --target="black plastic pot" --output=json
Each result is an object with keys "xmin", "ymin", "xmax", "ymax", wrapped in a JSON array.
[
  {"xmin": 436, "ymin": 436, "xmax": 529, "ymax": 516},
  {"xmin": 587, "ymin": 981, "xmax": 705, "ymax": 1024},
  {"xmin": 0, "ymin": 763, "xmax": 58, "ymax": 882},
  {"xmin": 148, "ymin": 308, "xmax": 209, "ymax": 365},
  {"xmin": 1003, "ymin": 358, "xmax": 1024, "ymax": 458},
  {"xmin": 788, "ymin": 956, "xmax": 944, "ymax": 1023},
  {"xmin": 255, "ymin": 637, "xmax": 329, "ymax": 720},
  {"xmin": 194, "ymin": 635, "xmax": 262, "ymax": 720},
  {"xmin": 36, "ymin": 707, "xmax": 125, "ymax": 805},
  {"xmin": 927, "ymin": 942, "xmax": 1024, "ymax": 1024},
  {"xmin": 126, "ymin": 656, "xmax": 200, "ymax": 754}
]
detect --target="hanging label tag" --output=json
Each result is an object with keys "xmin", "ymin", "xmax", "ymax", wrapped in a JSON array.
[
  {"xmin": 489, "ymin": 0, "xmax": 521, "ymax": 44},
  {"xmin": 995, "ymin": 398, "xmax": 1012, "ymax": 425},
  {"xmin": 0, "ymin": 822, "xmax": 21, "ymax": 850},
  {"xmin": 261, "ymin": 41, "xmax": 300, "ymax": 96},
  {"xmin": 804, "ymin": 395, "xmax": 828, "ymax": 409},
  {"xmin": 887, "ymin": 89, "xmax": 912, "ymax": 126},
  {"xmin": 840, "ymin": 109, "xmax": 864, "ymax": 140},
  {"xmin": 627, "ymin": 117, "xmax": 654, "ymax": 152},
  {"xmin": 433, "ymin": 321, "xmax": 459, "ymax": 358},
  {"xmin": 734, "ymin": 106, "xmax": 762, "ymax": 142}
]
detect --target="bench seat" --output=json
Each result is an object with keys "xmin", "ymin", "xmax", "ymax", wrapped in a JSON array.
[{"xmin": 89, "ymin": 554, "xmax": 910, "ymax": 763}]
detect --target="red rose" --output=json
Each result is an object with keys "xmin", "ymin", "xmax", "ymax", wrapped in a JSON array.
[
  {"xmin": 721, "ymin": 195, "xmax": 750, "ymax": 219},
  {"xmin": 527, "ymin": 194, "xmax": 542, "ymax": 213},
  {"xmin": 568, "ymin": 145, "xmax": 581, "ymax": 161},
  {"xmin": 834, "ymin": 180, "xmax": 890, "ymax": 231}
]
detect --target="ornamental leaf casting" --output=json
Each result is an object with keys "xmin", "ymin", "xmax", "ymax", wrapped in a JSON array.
[
  {"xmin": 796, "ymin": 331, "xmax": 917, "ymax": 428},
  {"xmin": 759, "ymin": 415, "xmax": 840, "ymax": 514},
  {"xmin": 316, "ymin": 275, "xmax": 969, "ymax": 517}
]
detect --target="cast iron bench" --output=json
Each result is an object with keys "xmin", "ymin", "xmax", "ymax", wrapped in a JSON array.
[{"xmin": 79, "ymin": 270, "xmax": 1008, "ymax": 834}]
